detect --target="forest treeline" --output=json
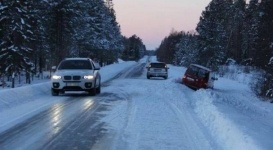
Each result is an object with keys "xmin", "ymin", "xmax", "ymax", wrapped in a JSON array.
[
  {"xmin": 156, "ymin": 0, "xmax": 273, "ymax": 98},
  {"xmin": 0, "ymin": 0, "xmax": 146, "ymax": 81}
]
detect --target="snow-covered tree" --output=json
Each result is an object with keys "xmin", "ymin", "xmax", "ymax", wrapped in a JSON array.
[
  {"xmin": 253, "ymin": 0, "xmax": 273, "ymax": 98},
  {"xmin": 196, "ymin": 0, "xmax": 233, "ymax": 70},
  {"xmin": 156, "ymin": 30, "xmax": 184, "ymax": 63},
  {"xmin": 0, "ymin": 0, "xmax": 35, "ymax": 85},
  {"xmin": 173, "ymin": 32, "xmax": 198, "ymax": 66},
  {"xmin": 42, "ymin": 0, "xmax": 77, "ymax": 66},
  {"xmin": 122, "ymin": 35, "xmax": 146, "ymax": 61},
  {"xmin": 241, "ymin": 0, "xmax": 260, "ymax": 65},
  {"xmin": 71, "ymin": 0, "xmax": 124, "ymax": 64},
  {"xmin": 0, "ymin": 0, "xmax": 126, "ymax": 81},
  {"xmin": 227, "ymin": 0, "xmax": 246, "ymax": 62},
  {"xmin": 254, "ymin": 0, "xmax": 273, "ymax": 68}
]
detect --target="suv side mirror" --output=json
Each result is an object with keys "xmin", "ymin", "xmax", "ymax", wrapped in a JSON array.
[
  {"xmin": 51, "ymin": 66, "xmax": 56, "ymax": 72},
  {"xmin": 94, "ymin": 63, "xmax": 101, "ymax": 70}
]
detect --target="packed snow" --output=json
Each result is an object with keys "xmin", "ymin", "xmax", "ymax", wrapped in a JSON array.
[{"xmin": 0, "ymin": 56, "xmax": 273, "ymax": 150}]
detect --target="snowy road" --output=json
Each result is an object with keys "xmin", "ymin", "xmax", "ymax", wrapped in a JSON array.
[
  {"xmin": 0, "ymin": 61, "xmax": 215, "ymax": 150},
  {"xmin": 0, "ymin": 62, "xmax": 144, "ymax": 149},
  {"xmin": 97, "ymin": 64, "xmax": 219, "ymax": 150},
  {"xmin": 1, "ymin": 56, "xmax": 273, "ymax": 150},
  {"xmin": 0, "ymin": 95, "xmax": 102, "ymax": 149}
]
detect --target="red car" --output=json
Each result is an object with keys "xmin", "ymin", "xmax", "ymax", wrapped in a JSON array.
[{"xmin": 182, "ymin": 64, "xmax": 217, "ymax": 89}]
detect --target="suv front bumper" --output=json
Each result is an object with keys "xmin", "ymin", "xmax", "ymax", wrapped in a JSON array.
[
  {"xmin": 52, "ymin": 79, "xmax": 95, "ymax": 91},
  {"xmin": 147, "ymin": 71, "xmax": 168, "ymax": 77}
]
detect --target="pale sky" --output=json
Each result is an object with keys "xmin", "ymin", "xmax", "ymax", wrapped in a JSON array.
[{"xmin": 113, "ymin": 0, "xmax": 211, "ymax": 50}]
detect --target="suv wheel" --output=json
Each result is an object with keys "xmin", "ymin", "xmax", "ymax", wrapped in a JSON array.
[
  {"xmin": 96, "ymin": 84, "xmax": 101, "ymax": 94},
  {"xmin": 51, "ymin": 89, "xmax": 59, "ymax": 96},
  {"xmin": 89, "ymin": 80, "xmax": 97, "ymax": 96},
  {"xmin": 147, "ymin": 75, "xmax": 150, "ymax": 79}
]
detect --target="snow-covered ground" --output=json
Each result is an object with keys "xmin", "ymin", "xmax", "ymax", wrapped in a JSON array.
[{"xmin": 1, "ymin": 56, "xmax": 273, "ymax": 150}]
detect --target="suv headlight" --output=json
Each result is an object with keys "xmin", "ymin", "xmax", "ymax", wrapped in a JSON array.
[
  {"xmin": 52, "ymin": 75, "xmax": 62, "ymax": 80},
  {"xmin": 84, "ymin": 75, "xmax": 94, "ymax": 80}
]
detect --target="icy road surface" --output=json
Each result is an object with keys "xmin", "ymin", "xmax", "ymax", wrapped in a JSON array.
[{"xmin": 0, "ymin": 56, "xmax": 273, "ymax": 150}]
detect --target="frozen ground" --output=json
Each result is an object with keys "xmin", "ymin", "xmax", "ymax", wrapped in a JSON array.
[{"xmin": 0, "ymin": 56, "xmax": 273, "ymax": 150}]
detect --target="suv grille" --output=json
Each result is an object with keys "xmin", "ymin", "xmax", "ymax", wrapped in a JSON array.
[
  {"xmin": 64, "ymin": 76, "xmax": 72, "ymax": 80},
  {"xmin": 73, "ymin": 76, "xmax": 81, "ymax": 80},
  {"xmin": 64, "ymin": 75, "xmax": 81, "ymax": 81}
]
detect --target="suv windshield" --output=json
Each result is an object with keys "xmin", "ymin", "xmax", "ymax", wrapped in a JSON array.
[
  {"xmin": 150, "ymin": 63, "xmax": 166, "ymax": 68},
  {"xmin": 58, "ymin": 60, "xmax": 92, "ymax": 70}
]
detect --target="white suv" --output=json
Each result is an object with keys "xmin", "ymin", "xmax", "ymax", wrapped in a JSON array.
[
  {"xmin": 51, "ymin": 58, "xmax": 101, "ymax": 96},
  {"xmin": 146, "ymin": 62, "xmax": 169, "ymax": 79}
]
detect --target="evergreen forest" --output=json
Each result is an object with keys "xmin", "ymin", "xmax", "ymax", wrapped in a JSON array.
[
  {"xmin": 0, "ymin": 0, "xmax": 146, "ymax": 82},
  {"xmin": 156, "ymin": 0, "xmax": 273, "ymax": 98}
]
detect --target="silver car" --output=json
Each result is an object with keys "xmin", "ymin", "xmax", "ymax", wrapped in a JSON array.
[
  {"xmin": 51, "ymin": 58, "xmax": 101, "ymax": 96},
  {"xmin": 146, "ymin": 62, "xmax": 169, "ymax": 79}
]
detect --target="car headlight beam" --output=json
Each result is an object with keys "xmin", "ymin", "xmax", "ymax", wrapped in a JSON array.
[
  {"xmin": 84, "ymin": 75, "xmax": 94, "ymax": 80},
  {"xmin": 52, "ymin": 75, "xmax": 62, "ymax": 80}
]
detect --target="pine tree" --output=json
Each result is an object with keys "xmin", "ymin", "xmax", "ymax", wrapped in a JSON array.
[
  {"xmin": 122, "ymin": 35, "xmax": 146, "ymax": 61},
  {"xmin": 173, "ymin": 32, "xmax": 198, "ymax": 66},
  {"xmin": 257, "ymin": 0, "xmax": 273, "ymax": 97},
  {"xmin": 228, "ymin": 0, "xmax": 246, "ymax": 62},
  {"xmin": 76, "ymin": 0, "xmax": 124, "ymax": 64},
  {"xmin": 0, "ymin": 1, "xmax": 8, "ymax": 74},
  {"xmin": 241, "ymin": 0, "xmax": 259, "ymax": 65},
  {"xmin": 254, "ymin": 0, "xmax": 273, "ymax": 68},
  {"xmin": 0, "ymin": 0, "xmax": 35, "ymax": 86},
  {"xmin": 156, "ymin": 30, "xmax": 183, "ymax": 63},
  {"xmin": 196, "ymin": 0, "xmax": 233, "ymax": 70},
  {"xmin": 44, "ymin": 0, "xmax": 76, "ymax": 66},
  {"xmin": 31, "ymin": 1, "xmax": 49, "ymax": 77}
]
